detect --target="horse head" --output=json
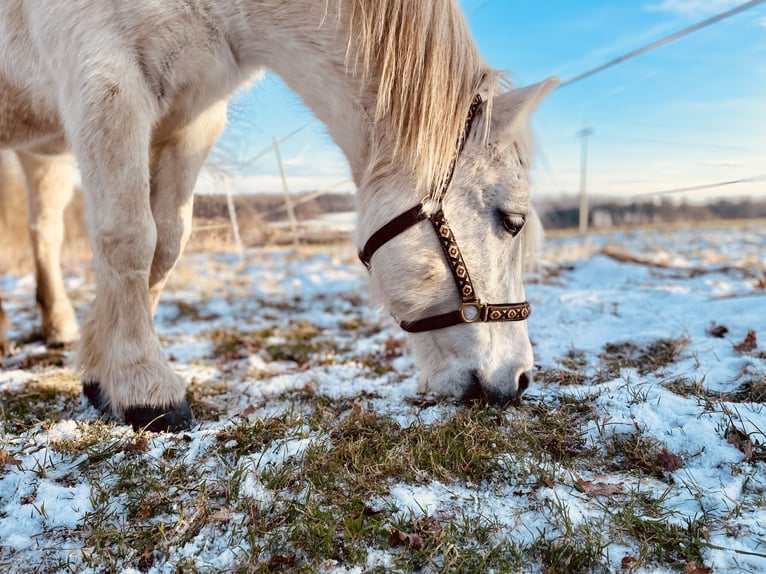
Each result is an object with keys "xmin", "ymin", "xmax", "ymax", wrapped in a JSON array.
[{"xmin": 357, "ymin": 78, "xmax": 557, "ymax": 404}]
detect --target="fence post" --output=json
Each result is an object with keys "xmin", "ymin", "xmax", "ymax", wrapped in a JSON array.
[
  {"xmin": 222, "ymin": 176, "xmax": 244, "ymax": 255},
  {"xmin": 578, "ymin": 126, "xmax": 593, "ymax": 233},
  {"xmin": 273, "ymin": 137, "xmax": 300, "ymax": 246}
]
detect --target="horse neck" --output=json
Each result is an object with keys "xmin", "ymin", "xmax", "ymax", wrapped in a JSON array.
[
  {"xmin": 215, "ymin": 0, "xmax": 424, "ymax": 238},
  {"xmin": 218, "ymin": 1, "xmax": 373, "ymax": 185}
]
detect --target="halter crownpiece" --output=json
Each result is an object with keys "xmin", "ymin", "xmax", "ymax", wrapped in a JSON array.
[{"xmin": 359, "ymin": 94, "xmax": 531, "ymax": 333}]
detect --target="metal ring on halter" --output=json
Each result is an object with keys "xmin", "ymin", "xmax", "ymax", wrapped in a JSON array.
[{"xmin": 358, "ymin": 94, "xmax": 531, "ymax": 333}]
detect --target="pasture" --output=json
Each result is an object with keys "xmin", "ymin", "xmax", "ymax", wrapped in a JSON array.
[{"xmin": 1, "ymin": 221, "xmax": 766, "ymax": 573}]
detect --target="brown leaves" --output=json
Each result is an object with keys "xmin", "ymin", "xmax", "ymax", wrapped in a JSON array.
[
  {"xmin": 657, "ymin": 447, "xmax": 684, "ymax": 472},
  {"xmin": 268, "ymin": 553, "xmax": 295, "ymax": 569},
  {"xmin": 685, "ymin": 561, "xmax": 713, "ymax": 574},
  {"xmin": 389, "ymin": 517, "xmax": 442, "ymax": 551},
  {"xmin": 383, "ymin": 335, "xmax": 406, "ymax": 360},
  {"xmin": 349, "ymin": 402, "xmax": 379, "ymax": 426},
  {"xmin": 727, "ymin": 427, "xmax": 754, "ymax": 461},
  {"xmin": 389, "ymin": 526, "xmax": 426, "ymax": 551},
  {"xmin": 575, "ymin": 478, "xmax": 624, "ymax": 497},
  {"xmin": 733, "ymin": 330, "xmax": 757, "ymax": 353},
  {"xmin": 0, "ymin": 448, "xmax": 21, "ymax": 466},
  {"xmin": 620, "ymin": 556, "xmax": 638, "ymax": 570},
  {"xmin": 706, "ymin": 323, "xmax": 728, "ymax": 338}
]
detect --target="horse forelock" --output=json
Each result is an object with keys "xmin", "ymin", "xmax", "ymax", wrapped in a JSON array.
[{"xmin": 343, "ymin": 0, "xmax": 505, "ymax": 199}]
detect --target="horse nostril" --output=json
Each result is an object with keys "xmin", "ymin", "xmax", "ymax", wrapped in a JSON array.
[
  {"xmin": 518, "ymin": 371, "xmax": 531, "ymax": 394},
  {"xmin": 463, "ymin": 370, "xmax": 485, "ymax": 402}
]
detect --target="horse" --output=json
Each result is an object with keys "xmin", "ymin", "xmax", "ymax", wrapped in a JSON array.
[{"xmin": 0, "ymin": 0, "xmax": 556, "ymax": 432}]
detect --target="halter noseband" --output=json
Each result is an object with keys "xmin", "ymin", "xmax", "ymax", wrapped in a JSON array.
[{"xmin": 358, "ymin": 95, "xmax": 532, "ymax": 333}]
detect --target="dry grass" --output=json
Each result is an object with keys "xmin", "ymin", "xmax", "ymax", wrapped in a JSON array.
[{"xmin": 0, "ymin": 156, "xmax": 347, "ymax": 275}]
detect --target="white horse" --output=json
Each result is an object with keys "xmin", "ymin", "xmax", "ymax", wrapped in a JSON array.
[{"xmin": 0, "ymin": 0, "xmax": 556, "ymax": 431}]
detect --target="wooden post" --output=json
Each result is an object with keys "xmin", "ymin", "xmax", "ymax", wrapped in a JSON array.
[
  {"xmin": 222, "ymin": 176, "xmax": 244, "ymax": 255},
  {"xmin": 273, "ymin": 137, "xmax": 299, "ymax": 246},
  {"xmin": 578, "ymin": 126, "xmax": 593, "ymax": 233}
]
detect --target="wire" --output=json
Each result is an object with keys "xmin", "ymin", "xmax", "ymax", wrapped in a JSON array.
[
  {"xmin": 470, "ymin": 0, "xmax": 494, "ymax": 17},
  {"xmin": 560, "ymin": 0, "xmax": 766, "ymax": 87},
  {"xmin": 262, "ymin": 179, "xmax": 354, "ymax": 217},
  {"xmin": 632, "ymin": 174, "xmax": 766, "ymax": 197}
]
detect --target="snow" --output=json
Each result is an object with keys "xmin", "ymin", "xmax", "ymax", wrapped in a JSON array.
[{"xmin": 2, "ymin": 222, "xmax": 766, "ymax": 572}]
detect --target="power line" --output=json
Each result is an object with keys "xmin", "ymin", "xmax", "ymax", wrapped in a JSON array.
[
  {"xmin": 560, "ymin": 0, "xmax": 766, "ymax": 87},
  {"xmin": 633, "ymin": 174, "xmax": 766, "ymax": 197},
  {"xmin": 240, "ymin": 120, "xmax": 315, "ymax": 168},
  {"xmin": 470, "ymin": 0, "xmax": 494, "ymax": 17},
  {"xmin": 590, "ymin": 136, "xmax": 750, "ymax": 152}
]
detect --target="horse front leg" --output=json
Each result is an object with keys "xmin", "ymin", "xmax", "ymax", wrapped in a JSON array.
[
  {"xmin": 16, "ymin": 151, "xmax": 80, "ymax": 348},
  {"xmin": 100, "ymin": 102, "xmax": 229, "ymax": 431},
  {"xmin": 70, "ymin": 80, "xmax": 190, "ymax": 432},
  {"xmin": 148, "ymin": 101, "xmax": 228, "ymax": 313}
]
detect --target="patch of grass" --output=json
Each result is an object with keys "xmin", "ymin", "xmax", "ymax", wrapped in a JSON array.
[
  {"xmin": 537, "ymin": 367, "xmax": 589, "ymax": 386},
  {"xmin": 296, "ymin": 400, "xmax": 596, "ymax": 493},
  {"xmin": 214, "ymin": 411, "xmax": 310, "ymax": 458},
  {"xmin": 209, "ymin": 321, "xmax": 345, "ymax": 366},
  {"xmin": 662, "ymin": 375, "xmax": 706, "ymax": 398},
  {"xmin": 530, "ymin": 531, "xmax": 609, "ymax": 574},
  {"xmin": 605, "ymin": 429, "xmax": 673, "ymax": 479},
  {"xmin": 78, "ymin": 433, "xmax": 225, "ymax": 572},
  {"xmin": 610, "ymin": 501, "xmax": 709, "ymax": 567},
  {"xmin": 599, "ymin": 336, "xmax": 689, "ymax": 377},
  {"xmin": 171, "ymin": 299, "xmax": 220, "ymax": 322},
  {"xmin": 185, "ymin": 381, "xmax": 228, "ymax": 422},
  {"xmin": 0, "ymin": 374, "xmax": 81, "ymax": 433},
  {"xmin": 358, "ymin": 335, "xmax": 406, "ymax": 376},
  {"xmin": 52, "ymin": 420, "xmax": 120, "ymax": 456},
  {"xmin": 387, "ymin": 512, "xmax": 527, "ymax": 573},
  {"xmin": 557, "ymin": 349, "xmax": 588, "ymax": 371},
  {"xmin": 209, "ymin": 398, "xmax": 601, "ymax": 571},
  {"xmin": 208, "ymin": 327, "xmax": 272, "ymax": 361},
  {"xmin": 730, "ymin": 374, "xmax": 766, "ymax": 403},
  {"xmin": 15, "ymin": 348, "xmax": 69, "ymax": 369},
  {"xmin": 264, "ymin": 320, "xmax": 346, "ymax": 366}
]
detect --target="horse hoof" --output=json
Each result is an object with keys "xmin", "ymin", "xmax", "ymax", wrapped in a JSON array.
[
  {"xmin": 83, "ymin": 381, "xmax": 195, "ymax": 432},
  {"xmin": 124, "ymin": 400, "xmax": 196, "ymax": 433},
  {"xmin": 82, "ymin": 380, "xmax": 111, "ymax": 414}
]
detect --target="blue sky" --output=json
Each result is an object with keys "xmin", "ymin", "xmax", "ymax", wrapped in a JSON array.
[{"xmin": 209, "ymin": 0, "xmax": 766, "ymax": 202}]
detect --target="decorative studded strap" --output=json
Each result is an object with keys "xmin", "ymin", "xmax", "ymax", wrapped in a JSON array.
[
  {"xmin": 359, "ymin": 204, "xmax": 425, "ymax": 269},
  {"xmin": 434, "ymin": 95, "xmax": 483, "ymax": 205},
  {"xmin": 359, "ymin": 95, "xmax": 482, "ymax": 270},
  {"xmin": 357, "ymin": 93, "xmax": 532, "ymax": 333},
  {"xmin": 397, "ymin": 206, "xmax": 531, "ymax": 332},
  {"xmin": 429, "ymin": 208, "xmax": 478, "ymax": 303},
  {"xmin": 400, "ymin": 301, "xmax": 531, "ymax": 333}
]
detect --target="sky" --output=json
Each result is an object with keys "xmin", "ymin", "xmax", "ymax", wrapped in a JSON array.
[{"xmin": 206, "ymin": 0, "xmax": 766, "ymax": 203}]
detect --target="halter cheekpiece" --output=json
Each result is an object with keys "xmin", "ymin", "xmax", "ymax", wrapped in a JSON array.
[{"xmin": 358, "ymin": 95, "xmax": 531, "ymax": 333}]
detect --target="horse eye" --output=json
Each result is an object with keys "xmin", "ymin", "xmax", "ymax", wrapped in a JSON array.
[{"xmin": 501, "ymin": 213, "xmax": 526, "ymax": 237}]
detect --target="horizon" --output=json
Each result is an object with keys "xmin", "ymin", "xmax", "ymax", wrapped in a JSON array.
[{"xmin": 203, "ymin": 0, "xmax": 766, "ymax": 203}]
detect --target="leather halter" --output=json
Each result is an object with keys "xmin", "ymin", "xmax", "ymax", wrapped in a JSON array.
[{"xmin": 358, "ymin": 95, "xmax": 532, "ymax": 333}]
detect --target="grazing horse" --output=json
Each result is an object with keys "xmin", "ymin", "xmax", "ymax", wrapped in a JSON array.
[{"xmin": 0, "ymin": 0, "xmax": 556, "ymax": 431}]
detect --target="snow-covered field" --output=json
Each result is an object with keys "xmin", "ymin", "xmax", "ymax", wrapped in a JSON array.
[{"xmin": 1, "ymin": 221, "xmax": 765, "ymax": 573}]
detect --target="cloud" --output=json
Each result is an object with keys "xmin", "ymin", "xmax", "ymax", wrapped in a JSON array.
[
  {"xmin": 645, "ymin": 0, "xmax": 742, "ymax": 16},
  {"xmin": 698, "ymin": 159, "xmax": 745, "ymax": 168},
  {"xmin": 758, "ymin": 16, "xmax": 766, "ymax": 28}
]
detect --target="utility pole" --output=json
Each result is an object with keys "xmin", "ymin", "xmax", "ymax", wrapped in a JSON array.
[
  {"xmin": 273, "ymin": 137, "xmax": 300, "ymax": 246},
  {"xmin": 578, "ymin": 126, "xmax": 593, "ymax": 233}
]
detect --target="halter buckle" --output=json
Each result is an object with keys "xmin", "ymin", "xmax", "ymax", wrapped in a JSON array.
[{"xmin": 459, "ymin": 301, "xmax": 486, "ymax": 323}]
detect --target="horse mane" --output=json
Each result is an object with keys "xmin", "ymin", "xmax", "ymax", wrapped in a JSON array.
[{"xmin": 343, "ymin": 0, "xmax": 506, "ymax": 198}]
